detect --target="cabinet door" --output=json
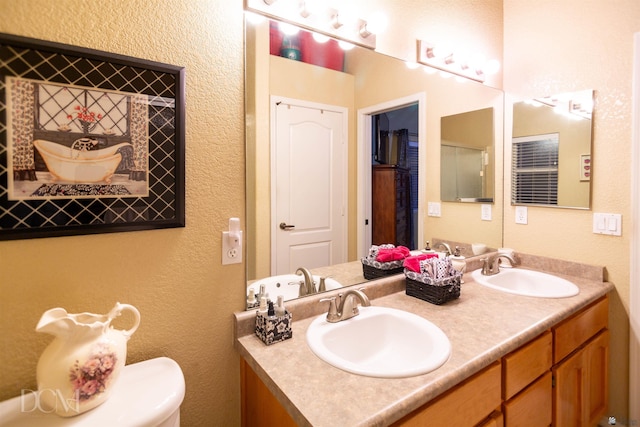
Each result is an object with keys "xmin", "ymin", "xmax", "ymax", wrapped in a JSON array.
[
  {"xmin": 553, "ymin": 330, "xmax": 609, "ymax": 427},
  {"xmin": 585, "ymin": 330, "xmax": 609, "ymax": 425}
]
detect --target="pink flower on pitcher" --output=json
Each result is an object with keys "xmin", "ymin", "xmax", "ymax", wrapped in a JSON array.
[
  {"xmin": 69, "ymin": 347, "xmax": 118, "ymax": 402},
  {"xmin": 81, "ymin": 380, "xmax": 100, "ymax": 396}
]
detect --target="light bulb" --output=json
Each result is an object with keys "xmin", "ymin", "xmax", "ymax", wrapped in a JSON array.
[
  {"xmin": 312, "ymin": 32, "xmax": 330, "ymax": 43},
  {"xmin": 279, "ymin": 22, "xmax": 299, "ymax": 36},
  {"xmin": 338, "ymin": 40, "xmax": 355, "ymax": 51}
]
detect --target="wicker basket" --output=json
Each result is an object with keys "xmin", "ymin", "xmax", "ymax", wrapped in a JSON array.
[
  {"xmin": 404, "ymin": 269, "xmax": 462, "ymax": 305},
  {"xmin": 361, "ymin": 258, "xmax": 405, "ymax": 280}
]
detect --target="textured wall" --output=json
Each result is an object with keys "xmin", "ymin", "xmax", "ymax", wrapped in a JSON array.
[
  {"xmin": 504, "ymin": 0, "xmax": 640, "ymax": 419},
  {"xmin": 0, "ymin": 0, "xmax": 245, "ymax": 425}
]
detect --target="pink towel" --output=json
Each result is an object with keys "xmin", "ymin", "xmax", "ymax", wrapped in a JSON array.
[
  {"xmin": 375, "ymin": 246, "xmax": 411, "ymax": 262},
  {"xmin": 403, "ymin": 253, "xmax": 439, "ymax": 272}
]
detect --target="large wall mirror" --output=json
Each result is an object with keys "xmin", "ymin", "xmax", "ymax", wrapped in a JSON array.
[
  {"xmin": 244, "ymin": 16, "xmax": 505, "ymax": 309},
  {"xmin": 511, "ymin": 90, "xmax": 593, "ymax": 209}
]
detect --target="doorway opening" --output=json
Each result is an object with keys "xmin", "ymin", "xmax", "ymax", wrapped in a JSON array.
[
  {"xmin": 371, "ymin": 104, "xmax": 419, "ymax": 250},
  {"xmin": 357, "ymin": 92, "xmax": 426, "ymax": 257}
]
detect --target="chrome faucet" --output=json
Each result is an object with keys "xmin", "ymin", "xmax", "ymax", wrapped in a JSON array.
[
  {"xmin": 295, "ymin": 267, "xmax": 316, "ymax": 296},
  {"xmin": 320, "ymin": 289, "xmax": 371, "ymax": 323},
  {"xmin": 434, "ymin": 242, "xmax": 452, "ymax": 256},
  {"xmin": 480, "ymin": 253, "xmax": 519, "ymax": 276}
]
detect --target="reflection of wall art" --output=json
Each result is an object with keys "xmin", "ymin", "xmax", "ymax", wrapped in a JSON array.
[
  {"xmin": 0, "ymin": 33, "xmax": 185, "ymax": 240},
  {"xmin": 580, "ymin": 154, "xmax": 591, "ymax": 181}
]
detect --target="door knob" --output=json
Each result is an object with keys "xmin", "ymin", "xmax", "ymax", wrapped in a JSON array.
[{"xmin": 279, "ymin": 222, "xmax": 295, "ymax": 230}]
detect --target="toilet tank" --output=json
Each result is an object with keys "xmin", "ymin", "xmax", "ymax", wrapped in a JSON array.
[{"xmin": 0, "ymin": 357, "xmax": 185, "ymax": 427}]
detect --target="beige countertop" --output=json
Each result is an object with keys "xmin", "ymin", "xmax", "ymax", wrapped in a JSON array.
[{"xmin": 234, "ymin": 254, "xmax": 614, "ymax": 427}]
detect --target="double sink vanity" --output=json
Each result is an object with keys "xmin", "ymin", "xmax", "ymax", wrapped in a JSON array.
[{"xmin": 234, "ymin": 253, "xmax": 613, "ymax": 426}]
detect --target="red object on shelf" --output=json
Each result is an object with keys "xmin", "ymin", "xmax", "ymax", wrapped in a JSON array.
[{"xmin": 269, "ymin": 21, "xmax": 344, "ymax": 71}]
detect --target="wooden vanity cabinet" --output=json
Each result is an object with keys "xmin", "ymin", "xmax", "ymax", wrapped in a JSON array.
[
  {"xmin": 552, "ymin": 297, "xmax": 609, "ymax": 427},
  {"xmin": 478, "ymin": 411, "xmax": 504, "ymax": 427},
  {"xmin": 241, "ymin": 359, "xmax": 296, "ymax": 427},
  {"xmin": 391, "ymin": 362, "xmax": 501, "ymax": 427},
  {"xmin": 240, "ymin": 296, "xmax": 609, "ymax": 427},
  {"xmin": 501, "ymin": 331, "xmax": 553, "ymax": 426}
]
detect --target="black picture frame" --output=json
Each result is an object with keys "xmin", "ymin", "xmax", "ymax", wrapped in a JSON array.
[{"xmin": 0, "ymin": 33, "xmax": 185, "ymax": 240}]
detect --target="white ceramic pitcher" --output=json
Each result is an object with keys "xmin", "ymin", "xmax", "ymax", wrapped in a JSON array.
[{"xmin": 35, "ymin": 302, "xmax": 140, "ymax": 417}]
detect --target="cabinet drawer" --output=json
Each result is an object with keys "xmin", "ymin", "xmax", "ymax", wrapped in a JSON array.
[
  {"xmin": 503, "ymin": 331, "xmax": 552, "ymax": 400},
  {"xmin": 503, "ymin": 371, "xmax": 552, "ymax": 427},
  {"xmin": 553, "ymin": 296, "xmax": 608, "ymax": 362},
  {"xmin": 392, "ymin": 362, "xmax": 501, "ymax": 427}
]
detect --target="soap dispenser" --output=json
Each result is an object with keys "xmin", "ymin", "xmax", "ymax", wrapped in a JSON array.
[
  {"xmin": 422, "ymin": 241, "xmax": 435, "ymax": 254},
  {"xmin": 450, "ymin": 246, "xmax": 466, "ymax": 283}
]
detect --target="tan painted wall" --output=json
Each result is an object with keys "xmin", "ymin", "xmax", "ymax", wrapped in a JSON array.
[
  {"xmin": 504, "ymin": 0, "xmax": 640, "ymax": 419},
  {"xmin": 0, "ymin": 0, "xmax": 245, "ymax": 425}
]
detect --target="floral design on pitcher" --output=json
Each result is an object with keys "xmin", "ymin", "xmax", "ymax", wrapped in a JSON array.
[{"xmin": 69, "ymin": 344, "xmax": 118, "ymax": 401}]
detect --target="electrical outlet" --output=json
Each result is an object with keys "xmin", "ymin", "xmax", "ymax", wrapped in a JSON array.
[
  {"xmin": 222, "ymin": 231, "xmax": 243, "ymax": 265},
  {"xmin": 515, "ymin": 206, "xmax": 528, "ymax": 225}
]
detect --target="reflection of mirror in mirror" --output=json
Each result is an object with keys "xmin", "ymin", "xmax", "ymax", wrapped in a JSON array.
[
  {"xmin": 441, "ymin": 108, "xmax": 494, "ymax": 202},
  {"xmin": 245, "ymin": 16, "xmax": 505, "ymax": 309},
  {"xmin": 511, "ymin": 90, "xmax": 593, "ymax": 209}
]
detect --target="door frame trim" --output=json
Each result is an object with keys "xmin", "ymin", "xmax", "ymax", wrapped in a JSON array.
[
  {"xmin": 270, "ymin": 95, "xmax": 349, "ymax": 274},
  {"xmin": 357, "ymin": 92, "xmax": 427, "ymax": 257},
  {"xmin": 630, "ymin": 31, "xmax": 640, "ymax": 425}
]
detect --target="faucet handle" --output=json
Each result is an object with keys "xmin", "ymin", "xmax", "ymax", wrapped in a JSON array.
[
  {"xmin": 318, "ymin": 275, "xmax": 332, "ymax": 292},
  {"xmin": 319, "ymin": 297, "xmax": 339, "ymax": 322},
  {"xmin": 289, "ymin": 280, "xmax": 307, "ymax": 297}
]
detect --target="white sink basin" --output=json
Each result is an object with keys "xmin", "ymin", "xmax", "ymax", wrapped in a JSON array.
[
  {"xmin": 248, "ymin": 274, "xmax": 342, "ymax": 302},
  {"xmin": 471, "ymin": 268, "xmax": 579, "ymax": 298},
  {"xmin": 306, "ymin": 306, "xmax": 451, "ymax": 378}
]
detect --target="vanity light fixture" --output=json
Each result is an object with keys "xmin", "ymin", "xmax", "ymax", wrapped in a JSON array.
[
  {"xmin": 298, "ymin": 1, "xmax": 311, "ymax": 18},
  {"xmin": 245, "ymin": 0, "xmax": 380, "ymax": 49},
  {"xmin": 417, "ymin": 40, "xmax": 500, "ymax": 83},
  {"xmin": 331, "ymin": 12, "xmax": 344, "ymax": 29},
  {"xmin": 525, "ymin": 91, "xmax": 593, "ymax": 121}
]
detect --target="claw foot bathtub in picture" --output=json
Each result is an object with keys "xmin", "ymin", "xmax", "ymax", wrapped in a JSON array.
[{"xmin": 33, "ymin": 139, "xmax": 133, "ymax": 184}]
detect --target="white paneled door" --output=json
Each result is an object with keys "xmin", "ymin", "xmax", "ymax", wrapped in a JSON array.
[{"xmin": 271, "ymin": 97, "xmax": 347, "ymax": 275}]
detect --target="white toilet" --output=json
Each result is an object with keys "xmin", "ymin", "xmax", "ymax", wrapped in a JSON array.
[{"xmin": 0, "ymin": 357, "xmax": 185, "ymax": 427}]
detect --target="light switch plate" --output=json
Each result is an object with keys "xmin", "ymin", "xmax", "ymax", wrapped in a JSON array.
[
  {"xmin": 593, "ymin": 213, "xmax": 622, "ymax": 236},
  {"xmin": 481, "ymin": 204, "xmax": 492, "ymax": 221},
  {"xmin": 428, "ymin": 202, "xmax": 441, "ymax": 217}
]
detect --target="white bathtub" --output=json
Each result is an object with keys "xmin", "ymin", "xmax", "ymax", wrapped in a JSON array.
[{"xmin": 33, "ymin": 139, "xmax": 132, "ymax": 184}]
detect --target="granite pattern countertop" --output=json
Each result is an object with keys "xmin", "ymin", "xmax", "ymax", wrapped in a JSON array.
[{"xmin": 234, "ymin": 254, "xmax": 613, "ymax": 427}]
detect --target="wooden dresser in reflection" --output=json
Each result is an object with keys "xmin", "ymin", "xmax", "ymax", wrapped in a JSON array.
[{"xmin": 372, "ymin": 164, "xmax": 412, "ymax": 248}]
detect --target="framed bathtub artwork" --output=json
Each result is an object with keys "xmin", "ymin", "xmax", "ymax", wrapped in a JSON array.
[{"xmin": 0, "ymin": 33, "xmax": 185, "ymax": 240}]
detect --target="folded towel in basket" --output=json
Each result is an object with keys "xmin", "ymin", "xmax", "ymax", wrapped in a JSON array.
[
  {"xmin": 376, "ymin": 246, "xmax": 411, "ymax": 262},
  {"xmin": 403, "ymin": 253, "xmax": 439, "ymax": 272}
]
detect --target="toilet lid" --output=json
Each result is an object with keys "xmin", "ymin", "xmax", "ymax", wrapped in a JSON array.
[{"xmin": 0, "ymin": 357, "xmax": 185, "ymax": 427}]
